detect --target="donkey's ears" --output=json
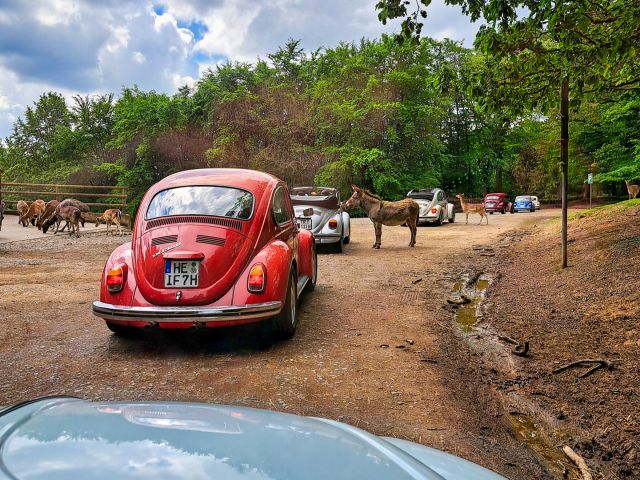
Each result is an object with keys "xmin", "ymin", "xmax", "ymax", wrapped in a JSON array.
[{"xmin": 351, "ymin": 184, "xmax": 361, "ymax": 192}]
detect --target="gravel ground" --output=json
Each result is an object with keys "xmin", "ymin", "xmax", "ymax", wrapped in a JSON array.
[{"xmin": 0, "ymin": 212, "xmax": 561, "ymax": 479}]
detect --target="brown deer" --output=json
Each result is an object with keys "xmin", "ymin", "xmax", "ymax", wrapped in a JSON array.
[
  {"xmin": 16, "ymin": 200, "xmax": 28, "ymax": 224},
  {"xmin": 96, "ymin": 208, "xmax": 123, "ymax": 236},
  {"xmin": 624, "ymin": 179, "xmax": 639, "ymax": 199},
  {"xmin": 57, "ymin": 205, "xmax": 82, "ymax": 237},
  {"xmin": 343, "ymin": 185, "xmax": 419, "ymax": 248},
  {"xmin": 456, "ymin": 194, "xmax": 488, "ymax": 225},
  {"xmin": 52, "ymin": 198, "xmax": 89, "ymax": 233},
  {"xmin": 20, "ymin": 199, "xmax": 46, "ymax": 227},
  {"xmin": 36, "ymin": 200, "xmax": 60, "ymax": 230}
]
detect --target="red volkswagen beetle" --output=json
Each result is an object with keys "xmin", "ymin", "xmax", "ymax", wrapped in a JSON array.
[{"xmin": 92, "ymin": 168, "xmax": 317, "ymax": 341}]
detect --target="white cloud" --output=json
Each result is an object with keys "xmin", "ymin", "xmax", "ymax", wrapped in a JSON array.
[
  {"xmin": 132, "ymin": 51, "xmax": 146, "ymax": 64},
  {"xmin": 0, "ymin": 0, "xmax": 478, "ymax": 138},
  {"xmin": 34, "ymin": 0, "xmax": 80, "ymax": 27}
]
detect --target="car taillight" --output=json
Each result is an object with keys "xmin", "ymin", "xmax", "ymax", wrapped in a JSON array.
[
  {"xmin": 328, "ymin": 219, "xmax": 338, "ymax": 230},
  {"xmin": 106, "ymin": 264, "xmax": 127, "ymax": 293},
  {"xmin": 248, "ymin": 263, "xmax": 266, "ymax": 293},
  {"xmin": 431, "ymin": 208, "xmax": 438, "ymax": 214}
]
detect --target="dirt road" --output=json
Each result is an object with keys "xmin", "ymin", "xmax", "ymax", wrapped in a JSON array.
[{"xmin": 0, "ymin": 210, "xmax": 559, "ymax": 479}]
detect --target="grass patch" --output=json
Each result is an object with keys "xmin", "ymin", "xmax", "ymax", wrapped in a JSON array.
[{"xmin": 569, "ymin": 199, "xmax": 640, "ymax": 220}]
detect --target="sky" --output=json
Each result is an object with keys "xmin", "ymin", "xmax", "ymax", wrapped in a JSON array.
[{"xmin": 0, "ymin": 0, "xmax": 479, "ymax": 139}]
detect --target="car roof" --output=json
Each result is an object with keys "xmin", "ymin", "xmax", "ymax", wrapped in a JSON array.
[
  {"xmin": 0, "ymin": 398, "xmax": 444, "ymax": 480},
  {"xmin": 406, "ymin": 188, "xmax": 439, "ymax": 199},
  {"xmin": 159, "ymin": 168, "xmax": 281, "ymax": 192}
]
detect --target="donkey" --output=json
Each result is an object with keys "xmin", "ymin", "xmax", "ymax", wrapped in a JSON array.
[
  {"xmin": 456, "ymin": 194, "xmax": 488, "ymax": 225},
  {"xmin": 624, "ymin": 179, "xmax": 639, "ymax": 199},
  {"xmin": 343, "ymin": 185, "xmax": 419, "ymax": 248},
  {"xmin": 95, "ymin": 208, "xmax": 123, "ymax": 236}
]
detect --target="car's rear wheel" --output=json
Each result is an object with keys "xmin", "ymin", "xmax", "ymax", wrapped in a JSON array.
[
  {"xmin": 449, "ymin": 212, "xmax": 455, "ymax": 223},
  {"xmin": 331, "ymin": 237, "xmax": 343, "ymax": 253},
  {"xmin": 501, "ymin": 208, "xmax": 506, "ymax": 214},
  {"xmin": 489, "ymin": 211, "xmax": 494, "ymax": 215},
  {"xmin": 343, "ymin": 220, "xmax": 350, "ymax": 244},
  {"xmin": 271, "ymin": 269, "xmax": 298, "ymax": 340},
  {"xmin": 105, "ymin": 322, "xmax": 138, "ymax": 338},
  {"xmin": 435, "ymin": 213, "xmax": 443, "ymax": 226}
]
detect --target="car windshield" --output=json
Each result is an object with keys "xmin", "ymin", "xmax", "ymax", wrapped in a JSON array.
[
  {"xmin": 145, "ymin": 186, "xmax": 254, "ymax": 220},
  {"xmin": 515, "ymin": 196, "xmax": 531, "ymax": 202}
]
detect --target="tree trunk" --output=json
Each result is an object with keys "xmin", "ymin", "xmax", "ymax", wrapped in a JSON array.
[
  {"xmin": 560, "ymin": 77, "xmax": 569, "ymax": 269},
  {"xmin": 496, "ymin": 164, "xmax": 503, "ymax": 192}
]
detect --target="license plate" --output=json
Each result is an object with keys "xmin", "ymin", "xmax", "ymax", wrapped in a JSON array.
[
  {"xmin": 164, "ymin": 260, "xmax": 200, "ymax": 288},
  {"xmin": 296, "ymin": 217, "xmax": 312, "ymax": 230}
]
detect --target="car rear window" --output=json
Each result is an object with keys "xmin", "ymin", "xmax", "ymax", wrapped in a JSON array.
[
  {"xmin": 515, "ymin": 196, "xmax": 531, "ymax": 202},
  {"xmin": 407, "ymin": 192, "xmax": 434, "ymax": 200},
  {"xmin": 145, "ymin": 186, "xmax": 254, "ymax": 220},
  {"xmin": 485, "ymin": 196, "xmax": 500, "ymax": 200}
]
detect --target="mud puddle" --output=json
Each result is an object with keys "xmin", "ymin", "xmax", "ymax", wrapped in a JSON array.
[
  {"xmin": 509, "ymin": 412, "xmax": 579, "ymax": 479},
  {"xmin": 449, "ymin": 273, "xmax": 491, "ymax": 333}
]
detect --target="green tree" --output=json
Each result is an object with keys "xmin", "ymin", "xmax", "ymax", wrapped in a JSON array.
[{"xmin": 377, "ymin": 0, "xmax": 640, "ymax": 267}]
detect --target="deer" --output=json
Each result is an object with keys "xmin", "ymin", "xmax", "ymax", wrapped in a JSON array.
[
  {"xmin": 20, "ymin": 199, "xmax": 46, "ymax": 227},
  {"xmin": 16, "ymin": 200, "xmax": 28, "ymax": 225},
  {"xmin": 36, "ymin": 200, "xmax": 60, "ymax": 230},
  {"xmin": 95, "ymin": 208, "xmax": 123, "ymax": 236},
  {"xmin": 57, "ymin": 205, "xmax": 82, "ymax": 238},
  {"xmin": 456, "ymin": 194, "xmax": 488, "ymax": 225},
  {"xmin": 54, "ymin": 198, "xmax": 89, "ymax": 233},
  {"xmin": 624, "ymin": 179, "xmax": 639, "ymax": 199},
  {"xmin": 343, "ymin": 185, "xmax": 419, "ymax": 248}
]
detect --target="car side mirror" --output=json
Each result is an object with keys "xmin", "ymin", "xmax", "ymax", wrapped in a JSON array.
[{"xmin": 303, "ymin": 208, "xmax": 314, "ymax": 217}]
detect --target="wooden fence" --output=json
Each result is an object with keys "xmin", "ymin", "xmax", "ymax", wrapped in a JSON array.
[{"xmin": 0, "ymin": 181, "xmax": 127, "ymax": 215}]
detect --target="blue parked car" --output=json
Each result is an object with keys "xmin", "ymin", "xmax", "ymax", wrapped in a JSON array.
[
  {"xmin": 0, "ymin": 397, "xmax": 506, "ymax": 480},
  {"xmin": 512, "ymin": 195, "xmax": 536, "ymax": 213}
]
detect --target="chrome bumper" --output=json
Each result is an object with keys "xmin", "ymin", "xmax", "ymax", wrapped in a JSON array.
[
  {"xmin": 92, "ymin": 300, "xmax": 282, "ymax": 323},
  {"xmin": 313, "ymin": 233, "xmax": 341, "ymax": 243}
]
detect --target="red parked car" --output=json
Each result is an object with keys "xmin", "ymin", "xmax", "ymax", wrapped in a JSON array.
[
  {"xmin": 483, "ymin": 193, "xmax": 511, "ymax": 214},
  {"xmin": 92, "ymin": 168, "xmax": 317, "ymax": 341}
]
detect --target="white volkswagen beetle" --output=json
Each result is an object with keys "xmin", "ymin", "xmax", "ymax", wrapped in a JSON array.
[
  {"xmin": 291, "ymin": 187, "xmax": 350, "ymax": 252},
  {"xmin": 406, "ymin": 188, "xmax": 456, "ymax": 225}
]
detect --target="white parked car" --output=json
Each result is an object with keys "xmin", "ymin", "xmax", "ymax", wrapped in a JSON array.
[
  {"xmin": 530, "ymin": 195, "xmax": 541, "ymax": 210},
  {"xmin": 291, "ymin": 187, "xmax": 350, "ymax": 253},
  {"xmin": 406, "ymin": 188, "xmax": 455, "ymax": 225}
]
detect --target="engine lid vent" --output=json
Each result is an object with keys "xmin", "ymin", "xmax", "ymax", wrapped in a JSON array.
[
  {"xmin": 151, "ymin": 234, "xmax": 178, "ymax": 246},
  {"xmin": 196, "ymin": 234, "xmax": 226, "ymax": 247}
]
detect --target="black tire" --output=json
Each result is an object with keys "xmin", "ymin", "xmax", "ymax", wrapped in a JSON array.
[
  {"xmin": 105, "ymin": 322, "xmax": 139, "ymax": 338},
  {"xmin": 530, "ymin": 208, "xmax": 534, "ymax": 213},
  {"xmin": 449, "ymin": 212, "xmax": 455, "ymax": 223},
  {"xmin": 271, "ymin": 269, "xmax": 298, "ymax": 340},
  {"xmin": 489, "ymin": 212, "xmax": 494, "ymax": 215},
  {"xmin": 306, "ymin": 244, "xmax": 317, "ymax": 292},
  {"xmin": 435, "ymin": 213, "xmax": 443, "ymax": 226},
  {"xmin": 343, "ymin": 219, "xmax": 351, "ymax": 244},
  {"xmin": 501, "ymin": 208, "xmax": 506, "ymax": 214},
  {"xmin": 332, "ymin": 238, "xmax": 343, "ymax": 253}
]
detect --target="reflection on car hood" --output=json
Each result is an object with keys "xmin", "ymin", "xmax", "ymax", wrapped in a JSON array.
[{"xmin": 0, "ymin": 398, "xmax": 505, "ymax": 480}]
